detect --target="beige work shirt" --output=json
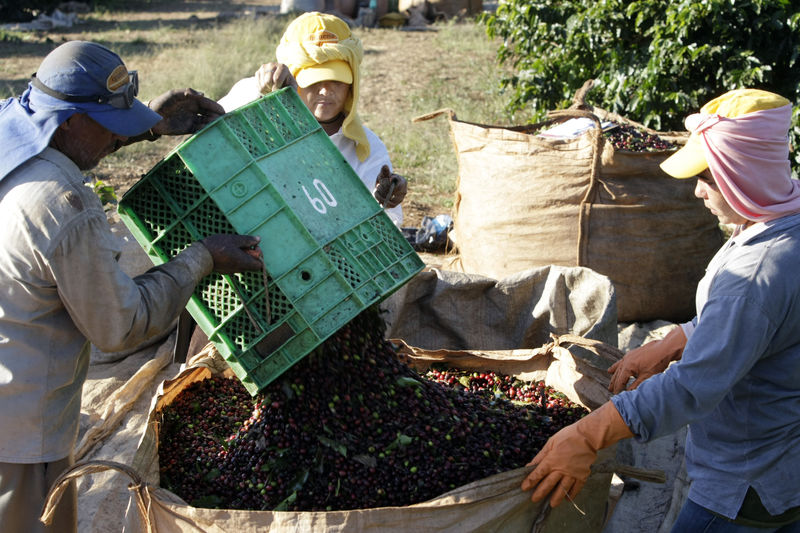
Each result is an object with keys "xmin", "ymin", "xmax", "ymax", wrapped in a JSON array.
[{"xmin": 0, "ymin": 148, "xmax": 213, "ymax": 462}]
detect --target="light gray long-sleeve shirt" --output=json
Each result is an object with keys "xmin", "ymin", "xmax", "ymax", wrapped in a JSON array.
[{"xmin": 0, "ymin": 148, "xmax": 214, "ymax": 462}]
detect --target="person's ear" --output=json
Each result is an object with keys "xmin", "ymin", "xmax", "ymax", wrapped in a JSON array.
[{"xmin": 61, "ymin": 113, "xmax": 87, "ymax": 130}]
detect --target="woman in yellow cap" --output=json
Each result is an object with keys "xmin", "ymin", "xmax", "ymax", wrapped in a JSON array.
[
  {"xmin": 218, "ymin": 12, "xmax": 407, "ymax": 226},
  {"xmin": 520, "ymin": 89, "xmax": 800, "ymax": 531}
]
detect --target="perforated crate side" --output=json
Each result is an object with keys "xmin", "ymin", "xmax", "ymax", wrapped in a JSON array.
[
  {"xmin": 324, "ymin": 213, "xmax": 426, "ymax": 302},
  {"xmin": 119, "ymin": 164, "xmax": 208, "ymax": 259}
]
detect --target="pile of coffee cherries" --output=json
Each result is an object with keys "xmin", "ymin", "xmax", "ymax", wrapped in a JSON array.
[
  {"xmin": 604, "ymin": 123, "xmax": 675, "ymax": 152},
  {"xmin": 158, "ymin": 307, "xmax": 588, "ymax": 511}
]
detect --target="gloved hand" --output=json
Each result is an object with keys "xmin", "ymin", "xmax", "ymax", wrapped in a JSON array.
[
  {"xmin": 255, "ymin": 62, "xmax": 298, "ymax": 94},
  {"xmin": 200, "ymin": 234, "xmax": 263, "ymax": 274},
  {"xmin": 608, "ymin": 326, "xmax": 686, "ymax": 394},
  {"xmin": 373, "ymin": 165, "xmax": 408, "ymax": 208},
  {"xmin": 521, "ymin": 402, "xmax": 633, "ymax": 507},
  {"xmin": 148, "ymin": 88, "xmax": 225, "ymax": 136}
]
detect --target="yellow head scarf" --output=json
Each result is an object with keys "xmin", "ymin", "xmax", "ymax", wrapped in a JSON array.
[{"xmin": 276, "ymin": 12, "xmax": 370, "ymax": 162}]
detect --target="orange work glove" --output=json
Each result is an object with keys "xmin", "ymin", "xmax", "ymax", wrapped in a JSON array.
[
  {"xmin": 521, "ymin": 401, "xmax": 634, "ymax": 507},
  {"xmin": 608, "ymin": 325, "xmax": 687, "ymax": 394}
]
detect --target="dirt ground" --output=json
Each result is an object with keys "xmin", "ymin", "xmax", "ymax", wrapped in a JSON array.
[{"xmin": 1, "ymin": 0, "xmax": 469, "ymax": 228}]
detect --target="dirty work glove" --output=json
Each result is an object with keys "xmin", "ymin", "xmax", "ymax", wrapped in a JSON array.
[
  {"xmin": 521, "ymin": 401, "xmax": 634, "ymax": 507},
  {"xmin": 200, "ymin": 234, "xmax": 263, "ymax": 274},
  {"xmin": 608, "ymin": 326, "xmax": 686, "ymax": 394},
  {"xmin": 148, "ymin": 88, "xmax": 225, "ymax": 136},
  {"xmin": 255, "ymin": 62, "xmax": 298, "ymax": 94},
  {"xmin": 373, "ymin": 165, "xmax": 408, "ymax": 208}
]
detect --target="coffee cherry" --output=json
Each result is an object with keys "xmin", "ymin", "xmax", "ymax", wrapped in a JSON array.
[
  {"xmin": 603, "ymin": 123, "xmax": 675, "ymax": 152},
  {"xmin": 158, "ymin": 306, "xmax": 588, "ymax": 511}
]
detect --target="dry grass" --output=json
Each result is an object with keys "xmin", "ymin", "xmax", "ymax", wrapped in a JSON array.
[{"xmin": 0, "ymin": 0, "xmax": 535, "ymax": 227}]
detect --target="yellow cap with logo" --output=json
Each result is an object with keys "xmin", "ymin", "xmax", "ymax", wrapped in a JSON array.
[{"xmin": 278, "ymin": 12, "xmax": 357, "ymax": 88}]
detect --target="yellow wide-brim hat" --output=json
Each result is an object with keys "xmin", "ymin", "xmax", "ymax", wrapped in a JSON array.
[{"xmin": 660, "ymin": 89, "xmax": 790, "ymax": 179}]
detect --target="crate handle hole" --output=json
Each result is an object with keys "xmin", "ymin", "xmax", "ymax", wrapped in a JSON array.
[
  {"xmin": 300, "ymin": 270, "xmax": 312, "ymax": 282},
  {"xmin": 254, "ymin": 322, "xmax": 295, "ymax": 359}
]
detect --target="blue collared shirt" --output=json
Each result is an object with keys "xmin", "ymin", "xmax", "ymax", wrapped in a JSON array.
[{"xmin": 613, "ymin": 212, "xmax": 800, "ymax": 519}]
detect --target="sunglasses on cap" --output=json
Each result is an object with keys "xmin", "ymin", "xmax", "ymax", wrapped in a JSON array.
[{"xmin": 30, "ymin": 70, "xmax": 139, "ymax": 110}]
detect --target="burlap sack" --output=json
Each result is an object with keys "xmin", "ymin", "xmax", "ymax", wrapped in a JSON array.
[
  {"xmin": 415, "ymin": 83, "xmax": 724, "ymax": 322},
  {"xmin": 381, "ymin": 265, "xmax": 617, "ymax": 350},
  {"xmin": 43, "ymin": 335, "xmax": 632, "ymax": 533}
]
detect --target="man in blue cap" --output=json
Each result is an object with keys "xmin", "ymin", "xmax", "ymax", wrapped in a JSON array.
[{"xmin": 0, "ymin": 41, "xmax": 265, "ymax": 532}]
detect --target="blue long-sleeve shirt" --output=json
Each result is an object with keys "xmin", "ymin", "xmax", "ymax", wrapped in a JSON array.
[{"xmin": 612, "ymin": 212, "xmax": 800, "ymax": 520}]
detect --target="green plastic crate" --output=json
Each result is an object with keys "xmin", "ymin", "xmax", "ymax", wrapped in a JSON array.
[{"xmin": 118, "ymin": 88, "xmax": 424, "ymax": 395}]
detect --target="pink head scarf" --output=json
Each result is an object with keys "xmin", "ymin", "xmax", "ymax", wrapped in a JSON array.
[{"xmin": 688, "ymin": 104, "xmax": 800, "ymax": 222}]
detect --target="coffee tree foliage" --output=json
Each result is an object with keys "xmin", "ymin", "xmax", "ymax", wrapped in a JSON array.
[{"xmin": 482, "ymin": 0, "xmax": 800, "ymax": 175}]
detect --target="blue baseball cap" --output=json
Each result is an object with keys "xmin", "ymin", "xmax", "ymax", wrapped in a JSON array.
[{"xmin": 32, "ymin": 41, "xmax": 161, "ymax": 136}]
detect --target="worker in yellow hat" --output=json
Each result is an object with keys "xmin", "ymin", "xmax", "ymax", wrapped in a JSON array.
[
  {"xmin": 521, "ymin": 88, "xmax": 800, "ymax": 531},
  {"xmin": 218, "ymin": 12, "xmax": 407, "ymax": 226}
]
